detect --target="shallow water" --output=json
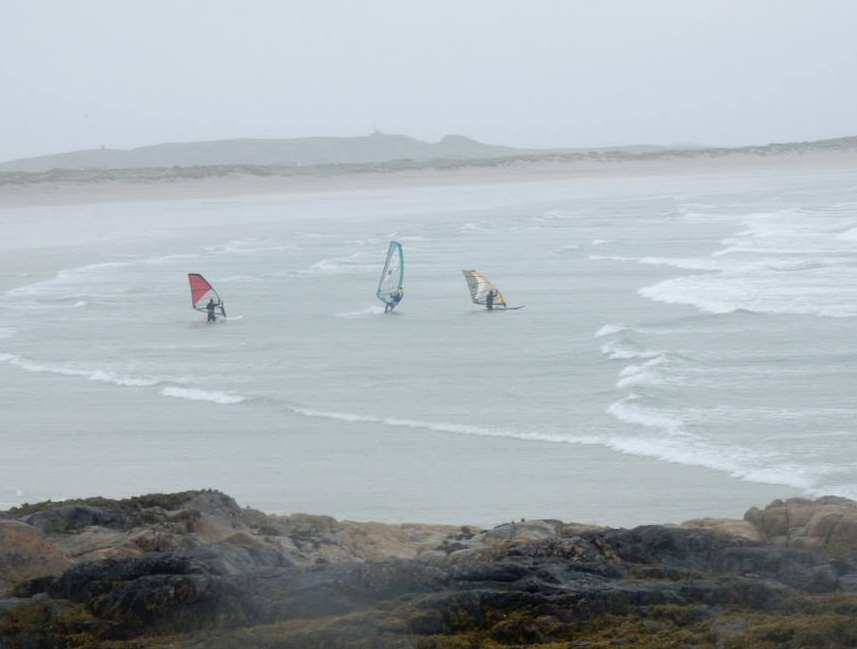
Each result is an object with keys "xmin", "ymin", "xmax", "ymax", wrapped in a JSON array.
[{"xmin": 1, "ymin": 168, "xmax": 855, "ymax": 523}]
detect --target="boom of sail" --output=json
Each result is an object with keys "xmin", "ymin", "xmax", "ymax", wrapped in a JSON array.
[
  {"xmin": 376, "ymin": 241, "xmax": 404, "ymax": 304},
  {"xmin": 461, "ymin": 269, "xmax": 507, "ymax": 308}
]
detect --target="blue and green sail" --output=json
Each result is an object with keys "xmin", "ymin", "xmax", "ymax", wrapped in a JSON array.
[{"xmin": 376, "ymin": 241, "xmax": 404, "ymax": 305}]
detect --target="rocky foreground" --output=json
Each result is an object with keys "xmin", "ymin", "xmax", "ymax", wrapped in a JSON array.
[{"xmin": 4, "ymin": 493, "xmax": 857, "ymax": 647}]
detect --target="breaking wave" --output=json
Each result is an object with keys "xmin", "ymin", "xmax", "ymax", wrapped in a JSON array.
[
  {"xmin": 614, "ymin": 355, "xmax": 668, "ymax": 389},
  {"xmin": 286, "ymin": 403, "xmax": 821, "ymax": 493},
  {"xmin": 160, "ymin": 387, "xmax": 246, "ymax": 405},
  {"xmin": 629, "ymin": 208, "xmax": 857, "ymax": 318},
  {"xmin": 600, "ymin": 339, "xmax": 662, "ymax": 360},
  {"xmin": 0, "ymin": 354, "xmax": 168, "ymax": 387},
  {"xmin": 595, "ymin": 323, "xmax": 632, "ymax": 338},
  {"xmin": 288, "ymin": 406, "xmax": 574, "ymax": 444}
]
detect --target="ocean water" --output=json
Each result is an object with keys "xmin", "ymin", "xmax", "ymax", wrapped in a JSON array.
[{"xmin": 1, "ymin": 167, "xmax": 855, "ymax": 524}]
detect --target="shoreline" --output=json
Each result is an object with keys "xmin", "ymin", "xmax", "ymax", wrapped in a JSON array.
[
  {"xmin": 2, "ymin": 150, "xmax": 856, "ymax": 208},
  {"xmin": 0, "ymin": 358, "xmax": 803, "ymax": 528}
]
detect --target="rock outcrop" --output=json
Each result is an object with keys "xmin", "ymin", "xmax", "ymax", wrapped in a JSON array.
[
  {"xmin": 4, "ymin": 492, "xmax": 857, "ymax": 648},
  {"xmin": 744, "ymin": 496, "xmax": 857, "ymax": 551},
  {"xmin": 1, "ymin": 490, "xmax": 466, "ymax": 572},
  {"xmin": 0, "ymin": 520, "xmax": 70, "ymax": 593},
  {"xmin": 680, "ymin": 516, "xmax": 762, "ymax": 541}
]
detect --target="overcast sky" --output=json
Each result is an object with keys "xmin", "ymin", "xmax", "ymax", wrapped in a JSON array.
[{"xmin": 2, "ymin": 0, "xmax": 856, "ymax": 161}]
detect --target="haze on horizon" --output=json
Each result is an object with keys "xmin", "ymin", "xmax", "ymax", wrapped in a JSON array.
[{"xmin": 2, "ymin": 0, "xmax": 856, "ymax": 162}]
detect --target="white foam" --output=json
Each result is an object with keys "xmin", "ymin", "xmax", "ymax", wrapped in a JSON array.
[
  {"xmin": 618, "ymin": 356, "xmax": 666, "ymax": 377},
  {"xmin": 4, "ymin": 253, "xmax": 196, "ymax": 300},
  {"xmin": 88, "ymin": 371, "xmax": 162, "ymax": 387},
  {"xmin": 589, "ymin": 254, "xmax": 634, "ymax": 262},
  {"xmin": 534, "ymin": 210, "xmax": 572, "ymax": 222},
  {"xmin": 206, "ymin": 239, "xmax": 295, "ymax": 255},
  {"xmin": 590, "ymin": 239, "xmax": 613, "ymax": 246},
  {"xmin": 640, "ymin": 271, "xmax": 857, "ymax": 318},
  {"xmin": 160, "ymin": 387, "xmax": 245, "ymax": 405},
  {"xmin": 836, "ymin": 227, "xmax": 857, "ymax": 241},
  {"xmin": 309, "ymin": 259, "xmax": 342, "ymax": 273},
  {"xmin": 600, "ymin": 340, "xmax": 662, "ymax": 360},
  {"xmin": 302, "ymin": 252, "xmax": 376, "ymax": 275},
  {"xmin": 289, "ymin": 402, "xmax": 819, "ymax": 492},
  {"xmin": 635, "ymin": 221, "xmax": 857, "ymax": 316},
  {"xmin": 609, "ymin": 205, "xmax": 857, "ymax": 318},
  {"xmin": 142, "ymin": 254, "xmax": 200, "ymax": 265},
  {"xmin": 593, "ymin": 434, "xmax": 821, "ymax": 490},
  {"xmin": 615, "ymin": 355, "xmax": 668, "ymax": 389},
  {"xmin": 595, "ymin": 324, "xmax": 628, "ymax": 338},
  {"xmin": 552, "ymin": 244, "xmax": 580, "ymax": 255},
  {"xmin": 334, "ymin": 306, "xmax": 385, "ymax": 318},
  {"xmin": 607, "ymin": 396, "xmax": 686, "ymax": 436},
  {"xmin": 288, "ymin": 406, "xmax": 573, "ymax": 444},
  {"xmin": 595, "ymin": 253, "xmax": 835, "ymax": 273},
  {"xmin": 638, "ymin": 256, "xmax": 722, "ymax": 271},
  {"xmin": 73, "ymin": 301, "xmax": 88, "ymax": 308},
  {"xmin": 0, "ymin": 354, "xmax": 165, "ymax": 387}
]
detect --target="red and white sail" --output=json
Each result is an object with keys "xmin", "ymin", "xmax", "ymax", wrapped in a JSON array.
[{"xmin": 188, "ymin": 273, "xmax": 222, "ymax": 312}]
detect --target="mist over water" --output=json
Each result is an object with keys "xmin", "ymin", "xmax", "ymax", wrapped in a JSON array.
[{"xmin": 1, "ymin": 168, "xmax": 855, "ymax": 521}]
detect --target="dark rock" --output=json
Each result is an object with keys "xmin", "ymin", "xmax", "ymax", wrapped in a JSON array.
[
  {"xmin": 838, "ymin": 572, "xmax": 857, "ymax": 592},
  {"xmin": 22, "ymin": 505, "xmax": 119, "ymax": 534},
  {"xmin": 184, "ymin": 543, "xmax": 294, "ymax": 575},
  {"xmin": 0, "ymin": 599, "xmax": 25, "ymax": 616},
  {"xmin": 5, "ymin": 492, "xmax": 857, "ymax": 647},
  {"xmin": 15, "ymin": 553, "xmax": 193, "ymax": 600}
]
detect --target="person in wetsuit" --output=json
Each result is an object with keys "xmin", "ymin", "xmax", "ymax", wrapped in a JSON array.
[
  {"xmin": 206, "ymin": 298, "xmax": 218, "ymax": 323},
  {"xmin": 385, "ymin": 288, "xmax": 403, "ymax": 313},
  {"xmin": 486, "ymin": 289, "xmax": 495, "ymax": 311}
]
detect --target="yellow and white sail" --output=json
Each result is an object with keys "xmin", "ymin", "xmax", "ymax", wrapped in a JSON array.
[{"xmin": 461, "ymin": 269, "xmax": 507, "ymax": 308}]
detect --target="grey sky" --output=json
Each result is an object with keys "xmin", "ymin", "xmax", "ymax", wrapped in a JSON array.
[{"xmin": 2, "ymin": 0, "xmax": 856, "ymax": 161}]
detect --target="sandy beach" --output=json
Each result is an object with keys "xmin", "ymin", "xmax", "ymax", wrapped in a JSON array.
[{"xmin": 2, "ymin": 150, "xmax": 856, "ymax": 209}]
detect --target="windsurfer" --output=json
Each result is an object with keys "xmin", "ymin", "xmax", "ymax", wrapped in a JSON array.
[
  {"xmin": 385, "ymin": 288, "xmax": 403, "ymax": 313},
  {"xmin": 206, "ymin": 298, "xmax": 218, "ymax": 323},
  {"xmin": 486, "ymin": 290, "xmax": 495, "ymax": 310}
]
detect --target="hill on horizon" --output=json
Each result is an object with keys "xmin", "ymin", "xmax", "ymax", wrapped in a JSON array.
[
  {"xmin": 3, "ymin": 132, "xmax": 855, "ymax": 175},
  {"xmin": 0, "ymin": 132, "xmax": 693, "ymax": 173},
  {"xmin": 0, "ymin": 133, "xmax": 529, "ymax": 173}
]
